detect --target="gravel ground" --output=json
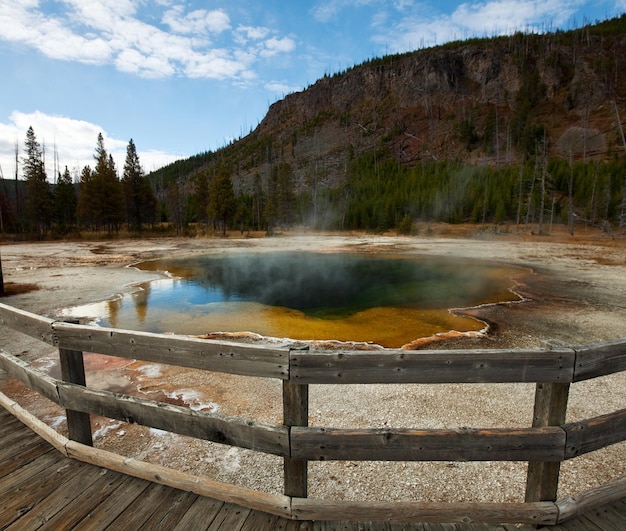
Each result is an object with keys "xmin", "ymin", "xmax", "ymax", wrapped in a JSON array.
[{"xmin": 1, "ymin": 230, "xmax": 625, "ymax": 503}]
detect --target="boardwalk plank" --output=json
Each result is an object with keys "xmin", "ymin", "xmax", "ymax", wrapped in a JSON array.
[
  {"xmin": 313, "ymin": 522, "xmax": 360, "ymax": 530},
  {"xmin": 136, "ymin": 488, "xmax": 199, "ymax": 530},
  {"xmin": 171, "ymin": 495, "xmax": 224, "ymax": 530},
  {"xmin": 70, "ymin": 475, "xmax": 152, "ymax": 530},
  {"xmin": 239, "ymin": 510, "xmax": 283, "ymax": 531},
  {"xmin": 0, "ymin": 415, "xmax": 24, "ymax": 435},
  {"xmin": 548, "ymin": 518, "xmax": 603, "ymax": 530},
  {"xmin": 278, "ymin": 518, "xmax": 313, "ymax": 530},
  {"xmin": 612, "ymin": 498, "xmax": 626, "ymax": 514},
  {"xmin": 4, "ymin": 465, "xmax": 112, "ymax": 531},
  {"xmin": 106, "ymin": 483, "xmax": 176, "ymax": 529},
  {"xmin": 0, "ymin": 414, "xmax": 40, "ymax": 439},
  {"xmin": 0, "ymin": 437, "xmax": 53, "ymax": 477},
  {"xmin": 37, "ymin": 470, "xmax": 138, "ymax": 530},
  {"xmin": 0, "ymin": 424, "xmax": 42, "ymax": 450},
  {"xmin": 0, "ymin": 407, "xmax": 625, "ymax": 531},
  {"xmin": 0, "ymin": 459, "xmax": 89, "ymax": 527},
  {"xmin": 0, "ymin": 450, "xmax": 69, "ymax": 495},
  {"xmin": 207, "ymin": 503, "xmax": 252, "ymax": 531},
  {"xmin": 579, "ymin": 503, "xmax": 626, "ymax": 530}
]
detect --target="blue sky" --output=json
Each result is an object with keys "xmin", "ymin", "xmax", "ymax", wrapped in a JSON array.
[{"xmin": 1, "ymin": 0, "xmax": 624, "ymax": 179}]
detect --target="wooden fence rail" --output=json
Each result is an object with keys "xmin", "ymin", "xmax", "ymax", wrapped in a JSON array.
[{"xmin": 1, "ymin": 301, "xmax": 625, "ymax": 525}]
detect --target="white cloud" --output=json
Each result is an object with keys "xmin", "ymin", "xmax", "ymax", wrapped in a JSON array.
[
  {"xmin": 373, "ymin": 0, "xmax": 587, "ymax": 52},
  {"xmin": 311, "ymin": 0, "xmax": 378, "ymax": 22},
  {"xmin": 265, "ymin": 81, "xmax": 299, "ymax": 95},
  {"xmin": 162, "ymin": 6, "xmax": 231, "ymax": 35},
  {"xmin": 261, "ymin": 36, "xmax": 297, "ymax": 57},
  {"xmin": 236, "ymin": 25, "xmax": 271, "ymax": 43},
  {"xmin": 184, "ymin": 49, "xmax": 246, "ymax": 79},
  {"xmin": 450, "ymin": 0, "xmax": 585, "ymax": 34},
  {"xmin": 0, "ymin": 1, "xmax": 295, "ymax": 80},
  {"xmin": 0, "ymin": 111, "xmax": 181, "ymax": 179}
]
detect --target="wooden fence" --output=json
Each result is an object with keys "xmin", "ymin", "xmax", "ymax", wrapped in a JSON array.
[{"xmin": 0, "ymin": 301, "xmax": 625, "ymax": 525}]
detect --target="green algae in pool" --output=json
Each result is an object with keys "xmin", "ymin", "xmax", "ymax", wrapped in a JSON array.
[{"xmin": 68, "ymin": 252, "xmax": 520, "ymax": 348}]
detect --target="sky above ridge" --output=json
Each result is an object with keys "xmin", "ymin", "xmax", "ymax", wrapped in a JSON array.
[{"xmin": 0, "ymin": 0, "xmax": 624, "ymax": 179}]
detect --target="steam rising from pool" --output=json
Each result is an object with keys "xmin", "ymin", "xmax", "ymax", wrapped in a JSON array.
[{"xmin": 64, "ymin": 252, "xmax": 520, "ymax": 348}]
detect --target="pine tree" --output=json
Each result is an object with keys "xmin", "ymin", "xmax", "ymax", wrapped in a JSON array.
[
  {"xmin": 92, "ymin": 133, "xmax": 124, "ymax": 232},
  {"xmin": 252, "ymin": 172, "xmax": 265, "ymax": 231},
  {"xmin": 55, "ymin": 166, "xmax": 77, "ymax": 232},
  {"xmin": 192, "ymin": 170, "xmax": 209, "ymax": 224},
  {"xmin": 122, "ymin": 139, "xmax": 156, "ymax": 231},
  {"xmin": 264, "ymin": 162, "xmax": 297, "ymax": 233},
  {"xmin": 22, "ymin": 126, "xmax": 53, "ymax": 235},
  {"xmin": 77, "ymin": 165, "xmax": 95, "ymax": 229},
  {"xmin": 208, "ymin": 166, "xmax": 235, "ymax": 235}
]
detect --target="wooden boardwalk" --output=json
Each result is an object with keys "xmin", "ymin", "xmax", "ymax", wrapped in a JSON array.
[{"xmin": 1, "ymin": 409, "xmax": 625, "ymax": 530}]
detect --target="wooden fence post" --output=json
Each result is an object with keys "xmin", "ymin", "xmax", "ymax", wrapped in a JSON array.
[
  {"xmin": 525, "ymin": 381, "xmax": 570, "ymax": 502},
  {"xmin": 59, "ymin": 346, "xmax": 93, "ymax": 446},
  {"xmin": 283, "ymin": 380, "xmax": 308, "ymax": 498}
]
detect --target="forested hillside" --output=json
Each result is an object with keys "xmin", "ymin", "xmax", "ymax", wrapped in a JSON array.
[
  {"xmin": 148, "ymin": 15, "xmax": 626, "ymax": 235},
  {"xmin": 2, "ymin": 16, "xmax": 626, "ymax": 237}
]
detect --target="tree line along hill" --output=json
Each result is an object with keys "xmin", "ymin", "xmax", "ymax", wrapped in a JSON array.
[{"xmin": 1, "ymin": 15, "xmax": 626, "ymax": 238}]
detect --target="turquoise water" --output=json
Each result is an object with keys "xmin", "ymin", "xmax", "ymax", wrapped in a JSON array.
[{"xmin": 65, "ymin": 252, "xmax": 519, "ymax": 348}]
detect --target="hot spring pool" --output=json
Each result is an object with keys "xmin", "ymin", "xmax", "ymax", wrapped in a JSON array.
[{"xmin": 63, "ymin": 252, "xmax": 521, "ymax": 348}]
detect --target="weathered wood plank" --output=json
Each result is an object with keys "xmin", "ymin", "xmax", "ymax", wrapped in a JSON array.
[
  {"xmin": 0, "ymin": 302, "xmax": 55, "ymax": 344},
  {"xmin": 290, "ymin": 349, "xmax": 575, "ymax": 384},
  {"xmin": 566, "ymin": 517, "xmax": 605, "ymax": 530},
  {"xmin": 59, "ymin": 347, "xmax": 93, "ymax": 446},
  {"xmin": 0, "ymin": 450, "xmax": 64, "ymax": 495},
  {"xmin": 207, "ymin": 503, "xmax": 252, "ymax": 530},
  {"xmin": 291, "ymin": 499, "xmax": 559, "ymax": 525},
  {"xmin": 7, "ymin": 466, "xmax": 120, "ymax": 531},
  {"xmin": 65, "ymin": 440, "xmax": 292, "ymax": 519},
  {"xmin": 0, "ymin": 390, "xmax": 68, "ymax": 454},
  {"xmin": 69, "ymin": 475, "xmax": 152, "ymax": 530},
  {"xmin": 57, "ymin": 382, "xmax": 288, "ymax": 456},
  {"xmin": 239, "ymin": 510, "xmax": 284, "ymax": 531},
  {"xmin": 277, "ymin": 519, "xmax": 307, "ymax": 530},
  {"xmin": 291, "ymin": 427, "xmax": 566, "ymax": 462},
  {"xmin": 0, "ymin": 423, "xmax": 42, "ymax": 451},
  {"xmin": 583, "ymin": 504, "xmax": 626, "ymax": 530},
  {"xmin": 0, "ymin": 422, "xmax": 37, "ymax": 448},
  {"xmin": 0, "ymin": 440, "xmax": 54, "ymax": 478},
  {"xmin": 283, "ymin": 380, "xmax": 309, "ymax": 498},
  {"xmin": 573, "ymin": 338, "xmax": 626, "ymax": 381},
  {"xmin": 52, "ymin": 322, "xmax": 289, "ymax": 379},
  {"xmin": 0, "ymin": 351, "xmax": 59, "ymax": 403},
  {"xmin": 563, "ymin": 408, "xmax": 626, "ymax": 459},
  {"xmin": 555, "ymin": 477, "xmax": 626, "ymax": 523},
  {"xmin": 525, "ymin": 382, "xmax": 570, "ymax": 503},
  {"xmin": 0, "ymin": 459, "xmax": 88, "ymax": 527},
  {"xmin": 105, "ymin": 482, "xmax": 174, "ymax": 529},
  {"xmin": 171, "ymin": 496, "xmax": 224, "ymax": 531},
  {"xmin": 0, "ymin": 410, "xmax": 23, "ymax": 432},
  {"xmin": 132, "ymin": 487, "xmax": 199, "ymax": 530},
  {"xmin": 313, "ymin": 521, "xmax": 361, "ymax": 530}
]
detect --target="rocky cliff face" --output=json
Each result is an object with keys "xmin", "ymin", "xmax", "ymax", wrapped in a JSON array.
[
  {"xmin": 229, "ymin": 20, "xmax": 623, "ymax": 191},
  {"xmin": 152, "ymin": 16, "xmax": 626, "ymax": 194}
]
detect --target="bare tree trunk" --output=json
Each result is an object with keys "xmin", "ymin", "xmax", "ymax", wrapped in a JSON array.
[
  {"xmin": 538, "ymin": 139, "xmax": 547, "ymax": 234},
  {"xmin": 614, "ymin": 101, "xmax": 626, "ymax": 233},
  {"xmin": 0, "ymin": 251, "xmax": 4, "ymax": 294},
  {"xmin": 516, "ymin": 165, "xmax": 524, "ymax": 229},
  {"xmin": 568, "ymin": 151, "xmax": 575, "ymax": 237}
]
